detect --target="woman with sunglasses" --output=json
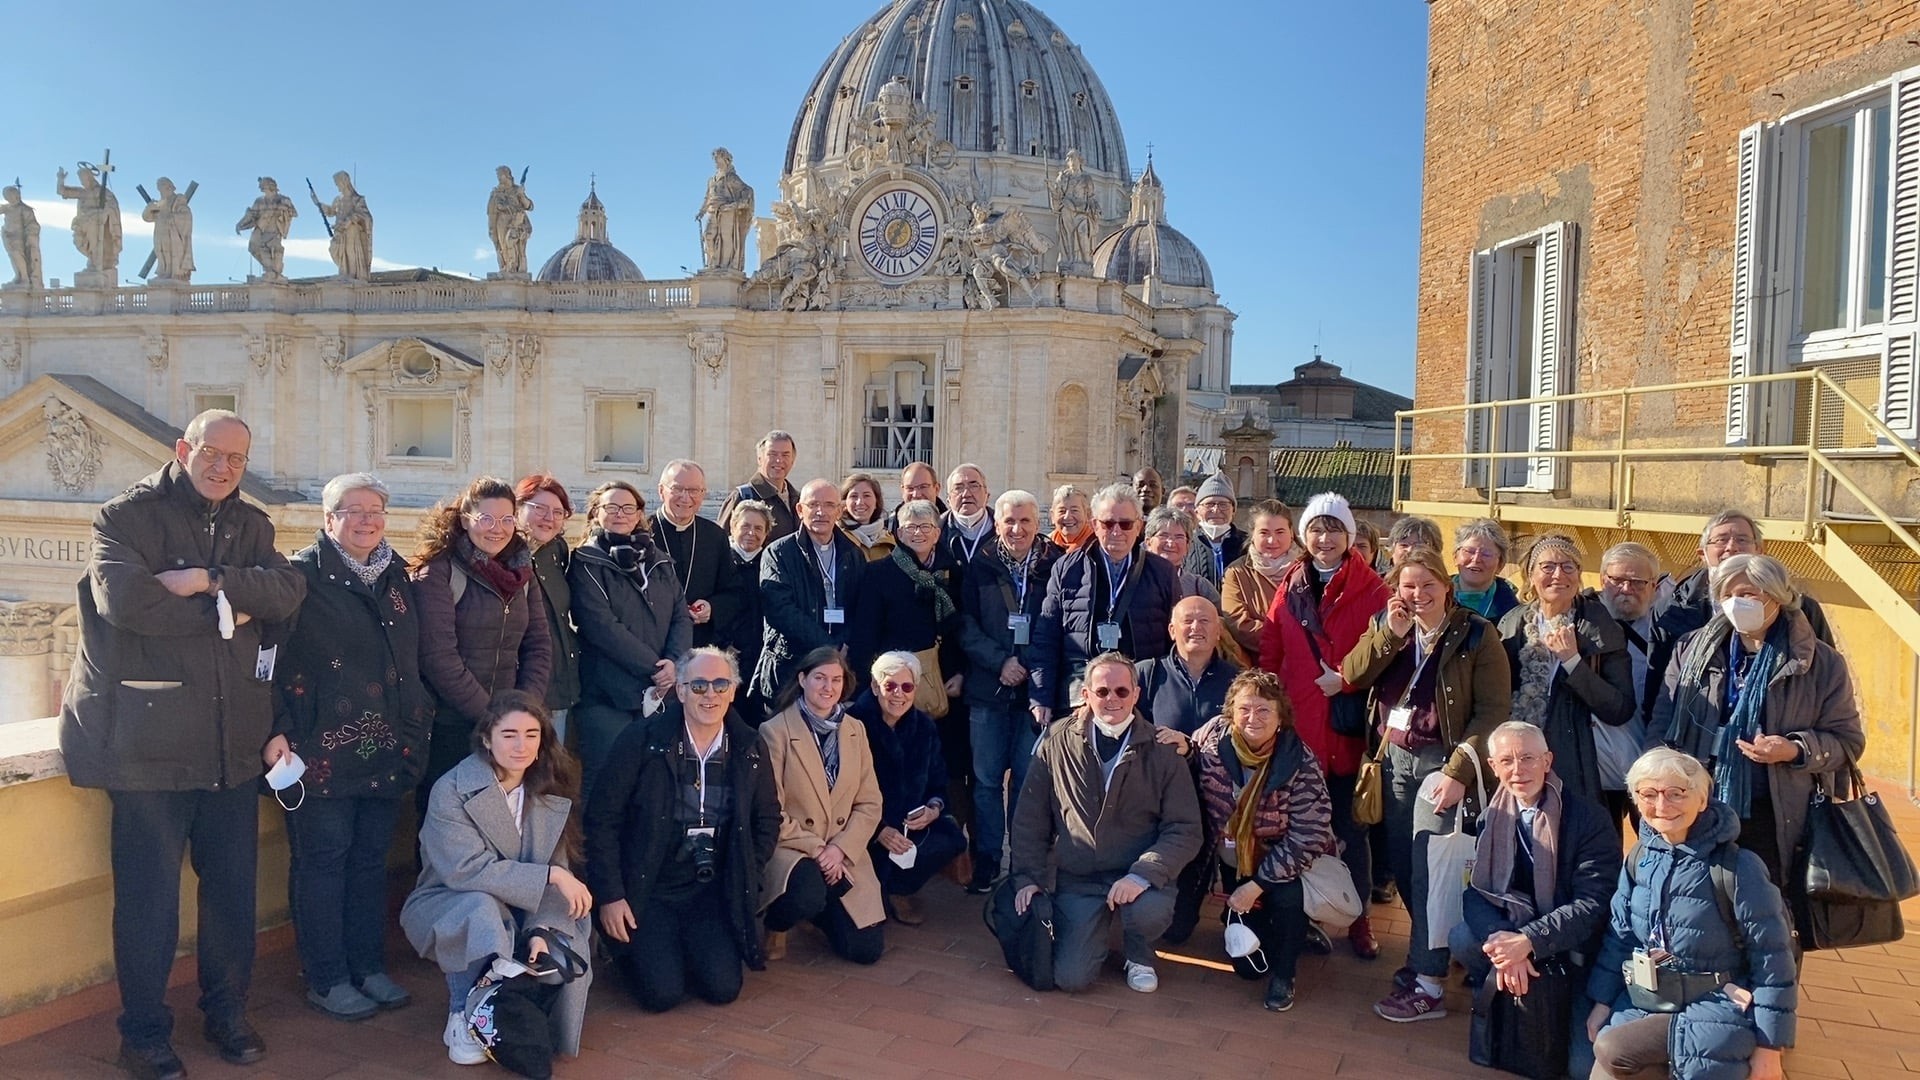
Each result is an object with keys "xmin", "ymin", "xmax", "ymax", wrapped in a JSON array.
[
  {"xmin": 582, "ymin": 647, "xmax": 781, "ymax": 1013},
  {"xmin": 413, "ymin": 476, "xmax": 553, "ymax": 812},
  {"xmin": 568, "ymin": 480, "xmax": 693, "ymax": 797},
  {"xmin": 1497, "ymin": 532, "xmax": 1637, "ymax": 810},
  {"xmin": 847, "ymin": 651, "xmax": 968, "ymax": 925}
]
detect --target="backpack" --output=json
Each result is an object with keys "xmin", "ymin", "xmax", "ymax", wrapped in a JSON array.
[{"xmin": 1624, "ymin": 838, "xmax": 1744, "ymax": 951}]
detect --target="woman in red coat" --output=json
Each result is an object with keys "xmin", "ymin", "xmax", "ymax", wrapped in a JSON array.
[{"xmin": 1258, "ymin": 492, "xmax": 1388, "ymax": 959}]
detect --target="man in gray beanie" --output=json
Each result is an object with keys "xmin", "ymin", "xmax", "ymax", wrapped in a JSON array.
[{"xmin": 1183, "ymin": 472, "xmax": 1244, "ymax": 587}]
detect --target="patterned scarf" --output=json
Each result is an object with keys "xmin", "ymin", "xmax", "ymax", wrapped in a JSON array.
[
  {"xmin": 1470, "ymin": 772, "xmax": 1563, "ymax": 923},
  {"xmin": 1707, "ymin": 625, "xmax": 1784, "ymax": 818},
  {"xmin": 328, "ymin": 533, "xmax": 394, "ymax": 587},
  {"xmin": 890, "ymin": 544, "xmax": 956, "ymax": 621},
  {"xmin": 453, "ymin": 532, "xmax": 532, "ymax": 597},
  {"xmin": 847, "ymin": 519, "xmax": 890, "ymax": 548},
  {"xmin": 800, "ymin": 701, "xmax": 844, "ymax": 789},
  {"xmin": 1510, "ymin": 607, "xmax": 1569, "ymax": 727},
  {"xmin": 1225, "ymin": 724, "xmax": 1276, "ymax": 877}
]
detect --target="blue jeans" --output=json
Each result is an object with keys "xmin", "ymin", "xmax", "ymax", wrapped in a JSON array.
[
  {"xmin": 969, "ymin": 700, "xmax": 1038, "ymax": 876},
  {"xmin": 286, "ymin": 795, "xmax": 403, "ymax": 993}
]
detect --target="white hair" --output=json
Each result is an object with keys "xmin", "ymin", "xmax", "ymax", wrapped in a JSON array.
[
  {"xmin": 996, "ymin": 489, "xmax": 1039, "ymax": 517},
  {"xmin": 677, "ymin": 645, "xmax": 742, "ymax": 683},
  {"xmin": 1090, "ymin": 482, "xmax": 1141, "ymax": 517},
  {"xmin": 1488, "ymin": 721, "xmax": 1548, "ymax": 752},
  {"xmin": 871, "ymin": 650, "xmax": 922, "ymax": 682},
  {"xmin": 321, "ymin": 472, "xmax": 389, "ymax": 512},
  {"xmin": 1710, "ymin": 553, "xmax": 1800, "ymax": 611}
]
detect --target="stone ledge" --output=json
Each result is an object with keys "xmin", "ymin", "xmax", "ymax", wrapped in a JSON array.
[{"xmin": 0, "ymin": 717, "xmax": 63, "ymax": 789}]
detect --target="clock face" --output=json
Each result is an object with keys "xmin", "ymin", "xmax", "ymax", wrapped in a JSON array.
[{"xmin": 856, "ymin": 187, "xmax": 940, "ymax": 283}]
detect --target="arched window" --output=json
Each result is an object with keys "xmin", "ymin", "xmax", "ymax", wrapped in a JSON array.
[{"xmin": 1055, "ymin": 384, "xmax": 1089, "ymax": 473}]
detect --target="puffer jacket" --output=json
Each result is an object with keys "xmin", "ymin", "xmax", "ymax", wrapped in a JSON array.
[
  {"xmin": 1497, "ymin": 595, "xmax": 1638, "ymax": 806},
  {"xmin": 1259, "ymin": 551, "xmax": 1389, "ymax": 777},
  {"xmin": 1030, "ymin": 543, "xmax": 1181, "ymax": 711},
  {"xmin": 1191, "ymin": 720, "xmax": 1335, "ymax": 886},
  {"xmin": 1589, "ymin": 801, "xmax": 1798, "ymax": 1078},
  {"xmin": 1341, "ymin": 604, "xmax": 1512, "ymax": 790},
  {"xmin": 413, "ymin": 541, "xmax": 552, "ymax": 727},
  {"xmin": 568, "ymin": 528, "xmax": 693, "ymax": 712}
]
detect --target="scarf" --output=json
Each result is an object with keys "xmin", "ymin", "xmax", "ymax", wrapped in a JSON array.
[
  {"xmin": 1456, "ymin": 582, "xmax": 1499, "ymax": 618},
  {"xmin": 1249, "ymin": 548, "xmax": 1294, "ymax": 582},
  {"xmin": 847, "ymin": 518, "xmax": 889, "ymax": 548},
  {"xmin": 1225, "ymin": 725, "xmax": 1276, "ymax": 877},
  {"xmin": 453, "ymin": 532, "xmax": 532, "ymax": 598},
  {"xmin": 1510, "ymin": 606, "xmax": 1569, "ymax": 728},
  {"xmin": 800, "ymin": 701, "xmax": 844, "ymax": 789},
  {"xmin": 1708, "ymin": 623, "xmax": 1784, "ymax": 818},
  {"xmin": 328, "ymin": 533, "xmax": 394, "ymax": 587},
  {"xmin": 1470, "ymin": 772, "xmax": 1563, "ymax": 923},
  {"xmin": 889, "ymin": 544, "xmax": 957, "ymax": 621},
  {"xmin": 1049, "ymin": 524, "xmax": 1090, "ymax": 551},
  {"xmin": 731, "ymin": 544, "xmax": 756, "ymax": 562}
]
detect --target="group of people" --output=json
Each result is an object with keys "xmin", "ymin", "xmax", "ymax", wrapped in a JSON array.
[{"xmin": 58, "ymin": 408, "xmax": 1864, "ymax": 1080}]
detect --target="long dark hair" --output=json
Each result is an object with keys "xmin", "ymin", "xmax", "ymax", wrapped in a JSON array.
[
  {"xmin": 414, "ymin": 475, "xmax": 519, "ymax": 565},
  {"xmin": 472, "ymin": 690, "xmax": 583, "ymax": 864},
  {"xmin": 772, "ymin": 645, "xmax": 857, "ymax": 714}
]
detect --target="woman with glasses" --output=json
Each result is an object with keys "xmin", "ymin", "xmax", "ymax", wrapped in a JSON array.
[
  {"xmin": 516, "ymin": 474, "xmax": 580, "ymax": 742},
  {"xmin": 847, "ymin": 499, "xmax": 965, "ymax": 705},
  {"xmin": 839, "ymin": 472, "xmax": 896, "ymax": 562},
  {"xmin": 847, "ymin": 651, "xmax": 967, "ymax": 925},
  {"xmin": 413, "ymin": 476, "xmax": 553, "ymax": 811},
  {"xmin": 1496, "ymin": 532, "xmax": 1637, "ymax": 810},
  {"xmin": 269, "ymin": 472, "xmax": 432, "ymax": 1020},
  {"xmin": 582, "ymin": 647, "xmax": 780, "ymax": 1013},
  {"xmin": 568, "ymin": 480, "xmax": 692, "ymax": 796},
  {"xmin": 1452, "ymin": 518, "xmax": 1520, "ymax": 621}
]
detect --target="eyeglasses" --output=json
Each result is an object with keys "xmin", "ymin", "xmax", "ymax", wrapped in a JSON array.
[
  {"xmin": 683, "ymin": 677, "xmax": 735, "ymax": 695},
  {"xmin": 665, "ymin": 485, "xmax": 707, "ymax": 498},
  {"xmin": 1089, "ymin": 685, "xmax": 1134, "ymax": 699},
  {"xmin": 598, "ymin": 503, "xmax": 642, "ymax": 518},
  {"xmin": 898, "ymin": 522, "xmax": 938, "ymax": 534},
  {"xmin": 1703, "ymin": 533, "xmax": 1757, "ymax": 551},
  {"xmin": 190, "ymin": 444, "xmax": 250, "ymax": 471},
  {"xmin": 1490, "ymin": 753, "xmax": 1545, "ymax": 769},
  {"xmin": 466, "ymin": 513, "xmax": 516, "ymax": 531},
  {"xmin": 521, "ymin": 504, "xmax": 570, "ymax": 521},
  {"xmin": 1633, "ymin": 786, "xmax": 1692, "ymax": 805},
  {"xmin": 1603, "ymin": 574, "xmax": 1652, "ymax": 590},
  {"xmin": 1095, "ymin": 518, "xmax": 1140, "ymax": 531},
  {"xmin": 952, "ymin": 480, "xmax": 987, "ymax": 492},
  {"xmin": 881, "ymin": 680, "xmax": 916, "ymax": 694},
  {"xmin": 328, "ymin": 509, "xmax": 388, "ymax": 522},
  {"xmin": 1535, "ymin": 561, "xmax": 1580, "ymax": 578}
]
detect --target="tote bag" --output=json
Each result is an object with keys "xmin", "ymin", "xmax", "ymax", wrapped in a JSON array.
[{"xmin": 1425, "ymin": 741, "xmax": 1487, "ymax": 951}]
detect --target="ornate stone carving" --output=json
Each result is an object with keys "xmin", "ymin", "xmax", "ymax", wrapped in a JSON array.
[
  {"xmin": 43, "ymin": 398, "xmax": 102, "ymax": 493},
  {"xmin": 235, "ymin": 177, "xmax": 298, "ymax": 283},
  {"xmin": 140, "ymin": 177, "xmax": 197, "ymax": 284},
  {"xmin": 318, "ymin": 335, "xmax": 346, "ymax": 376},
  {"xmin": 1, "ymin": 185, "xmax": 42, "ymax": 290},
  {"xmin": 486, "ymin": 166, "xmax": 534, "ymax": 279},
  {"xmin": 0, "ymin": 601, "xmax": 66, "ymax": 657},
  {"xmin": 485, "ymin": 333, "xmax": 539, "ymax": 383},
  {"xmin": 943, "ymin": 203, "xmax": 1044, "ymax": 311},
  {"xmin": 55, "ymin": 158, "xmax": 121, "ymax": 285},
  {"xmin": 246, "ymin": 333, "xmax": 290, "ymax": 376},
  {"xmin": 313, "ymin": 171, "xmax": 373, "ymax": 283},
  {"xmin": 142, "ymin": 332, "xmax": 168, "ymax": 372},
  {"xmin": 697, "ymin": 149, "xmax": 754, "ymax": 273},
  {"xmin": 513, "ymin": 334, "xmax": 540, "ymax": 384},
  {"xmin": 484, "ymin": 334, "xmax": 511, "ymax": 381},
  {"xmin": 838, "ymin": 279, "xmax": 949, "ymax": 310},
  {"xmin": 752, "ymin": 181, "xmax": 850, "ymax": 312},
  {"xmin": 848, "ymin": 76, "xmax": 957, "ymax": 175},
  {"xmin": 1048, "ymin": 149, "xmax": 1098, "ymax": 273},
  {"xmin": 687, "ymin": 330, "xmax": 726, "ymax": 380},
  {"xmin": 0, "ymin": 334, "xmax": 21, "ymax": 372},
  {"xmin": 387, "ymin": 341, "xmax": 440, "ymax": 386},
  {"xmin": 454, "ymin": 387, "xmax": 474, "ymax": 464}
]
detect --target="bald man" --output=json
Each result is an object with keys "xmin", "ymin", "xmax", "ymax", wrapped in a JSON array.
[{"xmin": 751, "ymin": 478, "xmax": 866, "ymax": 708}]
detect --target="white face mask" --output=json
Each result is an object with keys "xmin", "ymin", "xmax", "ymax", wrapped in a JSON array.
[
  {"xmin": 1092, "ymin": 715, "xmax": 1131, "ymax": 740},
  {"xmin": 1197, "ymin": 520, "xmax": 1232, "ymax": 541},
  {"xmin": 1722, "ymin": 596, "xmax": 1769, "ymax": 634},
  {"xmin": 951, "ymin": 506, "xmax": 989, "ymax": 531}
]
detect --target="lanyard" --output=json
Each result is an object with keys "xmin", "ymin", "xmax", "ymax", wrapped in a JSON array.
[
  {"xmin": 1011, "ymin": 550, "xmax": 1033, "ymax": 607},
  {"xmin": 1104, "ymin": 553, "xmax": 1132, "ymax": 612}
]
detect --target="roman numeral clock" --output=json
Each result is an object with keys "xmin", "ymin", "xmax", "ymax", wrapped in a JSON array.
[{"xmin": 855, "ymin": 186, "xmax": 941, "ymax": 284}]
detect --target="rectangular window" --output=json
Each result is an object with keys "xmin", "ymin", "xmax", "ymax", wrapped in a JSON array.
[
  {"xmin": 591, "ymin": 397, "xmax": 650, "ymax": 467},
  {"xmin": 1463, "ymin": 222, "xmax": 1574, "ymax": 491},
  {"xmin": 1794, "ymin": 104, "xmax": 1890, "ymax": 339},
  {"xmin": 857, "ymin": 360, "xmax": 934, "ymax": 470},
  {"xmin": 191, "ymin": 391, "xmax": 237, "ymax": 416},
  {"xmin": 388, "ymin": 398, "xmax": 454, "ymax": 459}
]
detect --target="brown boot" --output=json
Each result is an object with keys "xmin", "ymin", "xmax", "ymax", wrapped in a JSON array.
[
  {"xmin": 1349, "ymin": 915, "xmax": 1380, "ymax": 960},
  {"xmin": 764, "ymin": 930, "xmax": 787, "ymax": 961},
  {"xmin": 891, "ymin": 894, "xmax": 924, "ymax": 926}
]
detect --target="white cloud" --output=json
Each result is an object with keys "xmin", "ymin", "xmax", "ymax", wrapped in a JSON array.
[{"xmin": 473, "ymin": 246, "xmax": 492, "ymax": 262}]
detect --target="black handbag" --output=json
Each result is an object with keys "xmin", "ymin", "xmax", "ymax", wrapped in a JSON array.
[
  {"xmin": 1327, "ymin": 691, "xmax": 1367, "ymax": 738},
  {"xmin": 1796, "ymin": 766, "xmax": 1913, "ymax": 951},
  {"xmin": 982, "ymin": 878, "xmax": 1056, "ymax": 991},
  {"xmin": 465, "ymin": 928, "xmax": 588, "ymax": 1080},
  {"xmin": 1468, "ymin": 956, "xmax": 1574, "ymax": 1080}
]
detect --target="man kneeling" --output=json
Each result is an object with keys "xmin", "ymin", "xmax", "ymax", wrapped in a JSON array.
[
  {"xmin": 583, "ymin": 647, "xmax": 781, "ymax": 1011},
  {"xmin": 1009, "ymin": 652, "xmax": 1202, "ymax": 993},
  {"xmin": 1450, "ymin": 721, "xmax": 1621, "ymax": 1078}
]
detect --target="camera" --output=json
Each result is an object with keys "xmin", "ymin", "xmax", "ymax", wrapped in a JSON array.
[{"xmin": 684, "ymin": 826, "xmax": 718, "ymax": 883}]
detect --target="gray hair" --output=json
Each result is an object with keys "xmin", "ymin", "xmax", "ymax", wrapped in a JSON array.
[
  {"xmin": 1090, "ymin": 482, "xmax": 1141, "ymax": 517},
  {"xmin": 1487, "ymin": 720, "xmax": 1548, "ymax": 753},
  {"xmin": 1709, "ymin": 553, "xmax": 1800, "ymax": 611},
  {"xmin": 659, "ymin": 458, "xmax": 705, "ymax": 483},
  {"xmin": 1453, "ymin": 517, "xmax": 1510, "ymax": 560},
  {"xmin": 321, "ymin": 472, "xmax": 390, "ymax": 513},
  {"xmin": 1388, "ymin": 515, "xmax": 1443, "ymax": 551},
  {"xmin": 947, "ymin": 462, "xmax": 987, "ymax": 488},
  {"xmin": 1144, "ymin": 506, "xmax": 1195, "ymax": 541},
  {"xmin": 1625, "ymin": 747, "xmax": 1713, "ymax": 801},
  {"xmin": 1700, "ymin": 509, "xmax": 1764, "ymax": 548},
  {"xmin": 677, "ymin": 645, "xmax": 741, "ymax": 684},
  {"xmin": 1601, "ymin": 541, "xmax": 1661, "ymax": 579},
  {"xmin": 996, "ymin": 489, "xmax": 1039, "ymax": 517},
  {"xmin": 1166, "ymin": 485, "xmax": 1198, "ymax": 503},
  {"xmin": 728, "ymin": 499, "xmax": 774, "ymax": 530},
  {"xmin": 1050, "ymin": 483, "xmax": 1088, "ymax": 507},
  {"xmin": 870, "ymin": 650, "xmax": 922, "ymax": 682},
  {"xmin": 183, "ymin": 409, "xmax": 250, "ymax": 445},
  {"xmin": 896, "ymin": 498, "xmax": 940, "ymax": 525},
  {"xmin": 756, "ymin": 430, "xmax": 796, "ymax": 454}
]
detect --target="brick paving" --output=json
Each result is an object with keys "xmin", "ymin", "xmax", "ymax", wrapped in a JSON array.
[{"xmin": 3, "ymin": 786, "xmax": 1918, "ymax": 1079}]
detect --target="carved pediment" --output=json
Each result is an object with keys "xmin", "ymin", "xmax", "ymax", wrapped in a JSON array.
[{"xmin": 338, "ymin": 337, "xmax": 483, "ymax": 387}]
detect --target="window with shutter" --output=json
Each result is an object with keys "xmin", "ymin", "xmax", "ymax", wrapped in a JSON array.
[{"xmin": 1462, "ymin": 223, "xmax": 1576, "ymax": 491}]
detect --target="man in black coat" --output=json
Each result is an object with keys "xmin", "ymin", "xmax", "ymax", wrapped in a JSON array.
[
  {"xmin": 717, "ymin": 430, "xmax": 801, "ymax": 543},
  {"xmin": 1183, "ymin": 472, "xmax": 1246, "ymax": 587},
  {"xmin": 942, "ymin": 463, "xmax": 996, "ymax": 566},
  {"xmin": 652, "ymin": 459, "xmax": 743, "ymax": 649},
  {"xmin": 752, "ymin": 478, "xmax": 867, "ymax": 705},
  {"xmin": 1653, "ymin": 510, "xmax": 1832, "ymax": 689}
]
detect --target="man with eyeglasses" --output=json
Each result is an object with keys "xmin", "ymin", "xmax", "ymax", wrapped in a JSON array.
[
  {"xmin": 1029, "ymin": 483, "xmax": 1181, "ymax": 729},
  {"xmin": 1184, "ymin": 472, "xmax": 1245, "ymax": 588},
  {"xmin": 752, "ymin": 478, "xmax": 867, "ymax": 713},
  {"xmin": 652, "ymin": 459, "xmax": 742, "ymax": 649},
  {"xmin": 1654, "ymin": 510, "xmax": 1833, "ymax": 689},
  {"xmin": 582, "ymin": 646, "xmax": 781, "ymax": 1013},
  {"xmin": 61, "ymin": 409, "xmax": 307, "ymax": 1079},
  {"xmin": 942, "ymin": 464, "xmax": 995, "ymax": 565},
  {"xmin": 1450, "ymin": 721, "xmax": 1620, "ymax": 1080},
  {"xmin": 718, "ymin": 430, "xmax": 801, "ymax": 544},
  {"xmin": 1008, "ymin": 652, "xmax": 1202, "ymax": 994},
  {"xmin": 1592, "ymin": 542, "xmax": 1665, "ymax": 728}
]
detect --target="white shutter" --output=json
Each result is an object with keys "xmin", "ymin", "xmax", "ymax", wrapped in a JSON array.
[
  {"xmin": 1463, "ymin": 249, "xmax": 1496, "ymax": 487},
  {"xmin": 1526, "ymin": 222, "xmax": 1574, "ymax": 491},
  {"xmin": 1728, "ymin": 122, "xmax": 1774, "ymax": 446},
  {"xmin": 1880, "ymin": 72, "xmax": 1920, "ymax": 442}
]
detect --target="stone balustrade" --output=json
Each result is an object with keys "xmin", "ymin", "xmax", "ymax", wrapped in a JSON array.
[{"xmin": 0, "ymin": 277, "xmax": 703, "ymax": 317}]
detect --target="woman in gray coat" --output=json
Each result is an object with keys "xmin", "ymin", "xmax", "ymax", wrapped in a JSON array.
[{"xmin": 401, "ymin": 691, "xmax": 594, "ymax": 1066}]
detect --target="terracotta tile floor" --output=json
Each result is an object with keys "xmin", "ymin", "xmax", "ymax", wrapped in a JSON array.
[{"xmin": 3, "ymin": 785, "xmax": 1918, "ymax": 1079}]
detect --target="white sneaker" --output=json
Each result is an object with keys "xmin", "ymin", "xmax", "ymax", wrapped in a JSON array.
[
  {"xmin": 1124, "ymin": 960, "xmax": 1159, "ymax": 993},
  {"xmin": 444, "ymin": 1011, "xmax": 488, "ymax": 1066}
]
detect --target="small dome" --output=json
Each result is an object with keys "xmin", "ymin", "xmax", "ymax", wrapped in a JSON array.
[
  {"xmin": 1092, "ymin": 159, "xmax": 1212, "ymax": 290},
  {"xmin": 536, "ymin": 184, "xmax": 645, "ymax": 283}
]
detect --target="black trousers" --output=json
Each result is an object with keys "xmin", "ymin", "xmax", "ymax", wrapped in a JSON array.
[
  {"xmin": 618, "ymin": 885, "xmax": 744, "ymax": 1012},
  {"xmin": 763, "ymin": 858, "xmax": 884, "ymax": 964},
  {"xmin": 285, "ymin": 795, "xmax": 403, "ymax": 993},
  {"xmin": 1219, "ymin": 866, "xmax": 1308, "ymax": 982},
  {"xmin": 873, "ymin": 816, "xmax": 969, "ymax": 896},
  {"xmin": 109, "ymin": 785, "xmax": 260, "ymax": 1047}
]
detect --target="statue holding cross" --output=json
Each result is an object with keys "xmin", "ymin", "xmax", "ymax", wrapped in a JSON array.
[
  {"xmin": 139, "ymin": 177, "xmax": 198, "ymax": 284},
  {"xmin": 55, "ymin": 152, "xmax": 121, "ymax": 286}
]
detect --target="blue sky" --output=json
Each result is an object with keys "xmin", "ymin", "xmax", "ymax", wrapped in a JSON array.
[{"xmin": 6, "ymin": 1, "xmax": 1429, "ymax": 393}]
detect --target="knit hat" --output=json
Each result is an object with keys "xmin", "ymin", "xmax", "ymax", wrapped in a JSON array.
[
  {"xmin": 1196, "ymin": 472, "xmax": 1235, "ymax": 504},
  {"xmin": 1300, "ymin": 491, "xmax": 1356, "ymax": 537}
]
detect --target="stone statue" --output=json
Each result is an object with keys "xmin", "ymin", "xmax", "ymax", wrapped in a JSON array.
[
  {"xmin": 235, "ymin": 177, "xmax": 298, "ymax": 283},
  {"xmin": 0, "ymin": 186, "xmax": 41, "ymax": 290},
  {"xmin": 141, "ymin": 177, "xmax": 196, "ymax": 284},
  {"xmin": 1048, "ymin": 148, "xmax": 1099, "ymax": 273},
  {"xmin": 948, "ymin": 204, "xmax": 1041, "ymax": 311},
  {"xmin": 314, "ymin": 171, "xmax": 373, "ymax": 282},
  {"xmin": 696, "ymin": 148, "xmax": 754, "ymax": 273},
  {"xmin": 55, "ymin": 161, "xmax": 121, "ymax": 284},
  {"xmin": 486, "ymin": 165, "xmax": 534, "ymax": 279}
]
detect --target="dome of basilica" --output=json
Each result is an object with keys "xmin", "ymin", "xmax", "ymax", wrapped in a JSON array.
[
  {"xmin": 1092, "ymin": 160, "xmax": 1213, "ymax": 290},
  {"xmin": 786, "ymin": 0, "xmax": 1130, "ymax": 178},
  {"xmin": 537, "ymin": 185, "xmax": 645, "ymax": 283}
]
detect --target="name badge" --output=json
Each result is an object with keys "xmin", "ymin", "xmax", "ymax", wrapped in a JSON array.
[
  {"xmin": 1096, "ymin": 621, "xmax": 1121, "ymax": 651},
  {"xmin": 255, "ymin": 645, "xmax": 279, "ymax": 682},
  {"xmin": 823, "ymin": 608, "xmax": 846, "ymax": 625},
  {"xmin": 1387, "ymin": 706, "xmax": 1414, "ymax": 733},
  {"xmin": 1008, "ymin": 614, "xmax": 1030, "ymax": 645}
]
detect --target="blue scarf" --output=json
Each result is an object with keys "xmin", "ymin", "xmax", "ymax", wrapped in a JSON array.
[
  {"xmin": 1710, "ymin": 632, "xmax": 1782, "ymax": 818},
  {"xmin": 800, "ymin": 702, "xmax": 844, "ymax": 789}
]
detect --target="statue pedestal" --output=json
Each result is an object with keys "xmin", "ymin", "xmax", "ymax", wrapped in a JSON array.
[
  {"xmin": 146, "ymin": 285, "xmax": 186, "ymax": 315},
  {"xmin": 693, "ymin": 272, "xmax": 746, "ymax": 308},
  {"xmin": 248, "ymin": 281, "xmax": 289, "ymax": 312},
  {"xmin": 1030, "ymin": 272, "xmax": 1063, "ymax": 309},
  {"xmin": 317, "ymin": 281, "xmax": 356, "ymax": 311},
  {"xmin": 72, "ymin": 269, "xmax": 115, "ymax": 289},
  {"xmin": 486, "ymin": 271, "xmax": 531, "ymax": 282},
  {"xmin": 1059, "ymin": 276, "xmax": 1101, "ymax": 312},
  {"xmin": 486, "ymin": 279, "xmax": 530, "ymax": 310}
]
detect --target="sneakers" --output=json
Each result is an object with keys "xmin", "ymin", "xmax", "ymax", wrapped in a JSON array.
[
  {"xmin": 764, "ymin": 930, "xmax": 788, "ymax": 961},
  {"xmin": 306, "ymin": 982, "xmax": 379, "ymax": 1022},
  {"xmin": 1374, "ymin": 984, "xmax": 1447, "ymax": 1023},
  {"xmin": 443, "ymin": 1011, "xmax": 488, "ymax": 1066},
  {"xmin": 1264, "ymin": 975, "xmax": 1296, "ymax": 1012},
  {"xmin": 1391, "ymin": 964, "xmax": 1419, "ymax": 994},
  {"xmin": 1371, "ymin": 882, "xmax": 1398, "ymax": 905},
  {"xmin": 1348, "ymin": 916, "xmax": 1380, "ymax": 960},
  {"xmin": 1124, "ymin": 960, "xmax": 1159, "ymax": 993}
]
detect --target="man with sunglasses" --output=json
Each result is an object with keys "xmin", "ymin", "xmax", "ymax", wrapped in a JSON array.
[
  {"xmin": 61, "ymin": 409, "xmax": 307, "ymax": 1079},
  {"xmin": 1008, "ymin": 652, "xmax": 1202, "ymax": 994},
  {"xmin": 1029, "ymin": 484, "xmax": 1181, "ymax": 728},
  {"xmin": 582, "ymin": 647, "xmax": 782, "ymax": 1013}
]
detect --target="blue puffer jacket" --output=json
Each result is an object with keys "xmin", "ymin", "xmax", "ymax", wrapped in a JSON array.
[{"xmin": 1588, "ymin": 801, "xmax": 1798, "ymax": 1079}]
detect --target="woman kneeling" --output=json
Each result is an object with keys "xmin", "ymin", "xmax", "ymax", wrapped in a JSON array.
[{"xmin": 848, "ymin": 651, "xmax": 970, "ymax": 925}]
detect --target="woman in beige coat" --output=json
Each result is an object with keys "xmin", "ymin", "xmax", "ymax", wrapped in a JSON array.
[{"xmin": 759, "ymin": 646, "xmax": 887, "ymax": 963}]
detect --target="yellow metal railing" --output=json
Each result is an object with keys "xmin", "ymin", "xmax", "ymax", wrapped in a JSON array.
[{"xmin": 1390, "ymin": 368, "xmax": 1920, "ymax": 563}]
